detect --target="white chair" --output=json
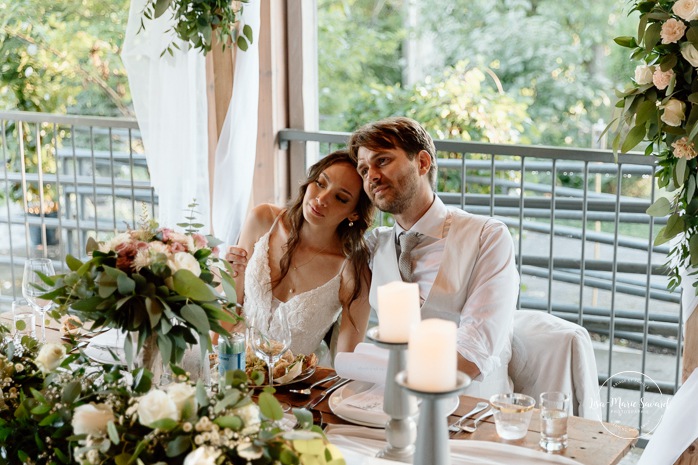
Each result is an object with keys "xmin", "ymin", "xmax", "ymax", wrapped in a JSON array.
[{"xmin": 508, "ymin": 310, "xmax": 602, "ymax": 420}]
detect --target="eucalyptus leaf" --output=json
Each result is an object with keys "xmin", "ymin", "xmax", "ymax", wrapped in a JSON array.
[
  {"xmin": 258, "ymin": 391, "xmax": 284, "ymax": 421},
  {"xmin": 614, "ymin": 36, "xmax": 636, "ymax": 48},
  {"xmin": 181, "ymin": 303, "xmax": 211, "ymax": 334},
  {"xmin": 689, "ymin": 175, "xmax": 696, "ymax": 204},
  {"xmin": 153, "ymin": 0, "xmax": 172, "ymax": 18},
  {"xmin": 690, "ymin": 234, "xmax": 698, "ymax": 266},
  {"xmin": 107, "ymin": 420, "xmax": 120, "ymax": 445},
  {"xmin": 666, "ymin": 213, "xmax": 686, "ymax": 238},
  {"xmin": 676, "ymin": 157, "xmax": 688, "ymax": 186},
  {"xmin": 61, "ymin": 381, "xmax": 81, "ymax": 404},
  {"xmin": 172, "ymin": 270, "xmax": 216, "ymax": 301},
  {"xmin": 646, "ymin": 197, "xmax": 671, "ymax": 217},
  {"xmin": 165, "ymin": 435, "xmax": 190, "ymax": 457},
  {"xmin": 644, "ymin": 21, "xmax": 662, "ymax": 51},
  {"xmin": 621, "ymin": 123, "xmax": 648, "ymax": 153}
]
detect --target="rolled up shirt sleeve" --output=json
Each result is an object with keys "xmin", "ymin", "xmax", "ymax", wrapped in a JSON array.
[{"xmin": 456, "ymin": 219, "xmax": 518, "ymax": 380}]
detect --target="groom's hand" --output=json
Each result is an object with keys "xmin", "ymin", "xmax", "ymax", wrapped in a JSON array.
[{"xmin": 226, "ymin": 246, "xmax": 248, "ymax": 278}]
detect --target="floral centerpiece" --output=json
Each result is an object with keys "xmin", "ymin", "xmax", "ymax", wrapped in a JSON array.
[
  {"xmin": 40, "ymin": 206, "xmax": 238, "ymax": 372},
  {"xmin": 0, "ymin": 330, "xmax": 345, "ymax": 465},
  {"xmin": 610, "ymin": 0, "xmax": 698, "ymax": 292}
]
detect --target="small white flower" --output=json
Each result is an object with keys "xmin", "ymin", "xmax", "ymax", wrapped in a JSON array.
[
  {"xmin": 673, "ymin": 0, "xmax": 698, "ymax": 21},
  {"xmin": 137, "ymin": 389, "xmax": 178, "ymax": 427},
  {"xmin": 35, "ymin": 343, "xmax": 66, "ymax": 373},
  {"xmin": 184, "ymin": 446, "xmax": 220, "ymax": 465},
  {"xmin": 661, "ymin": 98, "xmax": 686, "ymax": 126},
  {"xmin": 72, "ymin": 403, "xmax": 115, "ymax": 437},
  {"xmin": 233, "ymin": 403, "xmax": 261, "ymax": 435},
  {"xmin": 634, "ymin": 65, "xmax": 655, "ymax": 85}
]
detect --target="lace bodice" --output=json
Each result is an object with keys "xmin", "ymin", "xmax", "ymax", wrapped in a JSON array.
[{"xmin": 244, "ymin": 219, "xmax": 344, "ymax": 355}]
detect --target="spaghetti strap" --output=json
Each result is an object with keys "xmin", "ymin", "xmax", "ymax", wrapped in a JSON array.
[{"xmin": 268, "ymin": 210, "xmax": 285, "ymax": 234}]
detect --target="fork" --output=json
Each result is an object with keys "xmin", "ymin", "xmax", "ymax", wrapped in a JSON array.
[
  {"xmin": 458, "ymin": 408, "xmax": 494, "ymax": 433},
  {"xmin": 288, "ymin": 374, "xmax": 340, "ymax": 396},
  {"xmin": 448, "ymin": 401, "xmax": 489, "ymax": 434}
]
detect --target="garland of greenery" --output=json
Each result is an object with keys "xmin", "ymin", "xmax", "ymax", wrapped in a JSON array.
[{"xmin": 141, "ymin": 0, "xmax": 253, "ymax": 55}]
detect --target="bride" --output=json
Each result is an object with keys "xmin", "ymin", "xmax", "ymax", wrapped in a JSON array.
[{"xmin": 224, "ymin": 149, "xmax": 374, "ymax": 359}]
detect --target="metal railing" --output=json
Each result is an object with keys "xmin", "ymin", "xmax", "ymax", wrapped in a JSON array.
[
  {"xmin": 0, "ymin": 111, "xmax": 157, "ymax": 308},
  {"xmin": 0, "ymin": 113, "xmax": 680, "ymax": 437}
]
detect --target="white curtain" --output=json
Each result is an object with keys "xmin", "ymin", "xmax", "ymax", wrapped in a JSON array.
[
  {"xmin": 211, "ymin": 3, "xmax": 261, "ymax": 249},
  {"xmin": 121, "ymin": 1, "xmax": 260, "ymax": 241}
]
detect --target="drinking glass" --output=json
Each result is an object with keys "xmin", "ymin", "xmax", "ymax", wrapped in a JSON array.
[
  {"xmin": 489, "ymin": 393, "xmax": 536, "ymax": 440},
  {"xmin": 249, "ymin": 309, "xmax": 291, "ymax": 387},
  {"xmin": 12, "ymin": 299, "xmax": 36, "ymax": 340},
  {"xmin": 539, "ymin": 391, "xmax": 570, "ymax": 452},
  {"xmin": 22, "ymin": 258, "xmax": 55, "ymax": 342}
]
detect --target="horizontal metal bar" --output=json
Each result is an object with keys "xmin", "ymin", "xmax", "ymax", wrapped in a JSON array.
[{"xmin": 0, "ymin": 111, "xmax": 138, "ymax": 129}]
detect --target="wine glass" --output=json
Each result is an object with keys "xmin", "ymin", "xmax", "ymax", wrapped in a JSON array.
[
  {"xmin": 22, "ymin": 258, "xmax": 55, "ymax": 343},
  {"xmin": 249, "ymin": 308, "xmax": 291, "ymax": 388}
]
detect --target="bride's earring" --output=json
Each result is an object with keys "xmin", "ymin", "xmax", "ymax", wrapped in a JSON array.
[{"xmin": 348, "ymin": 220, "xmax": 354, "ymax": 227}]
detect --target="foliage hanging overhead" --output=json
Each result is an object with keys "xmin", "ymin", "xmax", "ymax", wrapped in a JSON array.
[{"xmin": 141, "ymin": 0, "xmax": 253, "ymax": 55}]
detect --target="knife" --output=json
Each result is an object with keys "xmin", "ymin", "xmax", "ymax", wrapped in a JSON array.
[{"xmin": 302, "ymin": 378, "xmax": 351, "ymax": 410}]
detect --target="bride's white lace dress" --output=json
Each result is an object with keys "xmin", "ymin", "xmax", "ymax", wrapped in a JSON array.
[{"xmin": 243, "ymin": 218, "xmax": 344, "ymax": 356}]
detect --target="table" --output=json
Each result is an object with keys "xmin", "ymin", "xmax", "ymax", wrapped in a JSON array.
[{"xmin": 276, "ymin": 367, "xmax": 639, "ymax": 465}]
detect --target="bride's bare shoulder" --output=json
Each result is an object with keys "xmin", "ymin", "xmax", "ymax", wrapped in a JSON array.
[{"xmin": 246, "ymin": 204, "xmax": 283, "ymax": 232}]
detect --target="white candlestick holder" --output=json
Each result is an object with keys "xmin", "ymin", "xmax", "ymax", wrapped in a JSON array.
[
  {"xmin": 366, "ymin": 326, "xmax": 417, "ymax": 462},
  {"xmin": 395, "ymin": 370, "xmax": 471, "ymax": 465}
]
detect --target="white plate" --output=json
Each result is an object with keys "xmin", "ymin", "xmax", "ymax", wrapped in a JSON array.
[{"xmin": 328, "ymin": 381, "xmax": 459, "ymax": 428}]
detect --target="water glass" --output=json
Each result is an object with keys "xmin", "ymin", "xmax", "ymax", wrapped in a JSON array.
[
  {"xmin": 12, "ymin": 299, "xmax": 36, "ymax": 340},
  {"xmin": 539, "ymin": 391, "xmax": 570, "ymax": 452},
  {"xmin": 489, "ymin": 393, "xmax": 536, "ymax": 440},
  {"xmin": 22, "ymin": 258, "xmax": 55, "ymax": 342}
]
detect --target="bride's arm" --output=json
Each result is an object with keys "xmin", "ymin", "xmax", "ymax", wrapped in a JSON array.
[{"xmin": 335, "ymin": 262, "xmax": 372, "ymax": 353}]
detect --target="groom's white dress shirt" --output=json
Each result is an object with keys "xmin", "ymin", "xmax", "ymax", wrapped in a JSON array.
[{"xmin": 368, "ymin": 196, "xmax": 519, "ymax": 397}]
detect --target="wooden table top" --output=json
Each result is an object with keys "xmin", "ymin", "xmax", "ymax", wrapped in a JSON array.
[{"xmin": 276, "ymin": 367, "xmax": 639, "ymax": 465}]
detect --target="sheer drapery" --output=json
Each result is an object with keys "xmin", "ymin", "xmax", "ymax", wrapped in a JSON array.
[
  {"xmin": 211, "ymin": 3, "xmax": 261, "ymax": 249},
  {"xmin": 121, "ymin": 1, "xmax": 260, "ymax": 244},
  {"xmin": 121, "ymin": 0, "xmax": 210, "ymax": 230}
]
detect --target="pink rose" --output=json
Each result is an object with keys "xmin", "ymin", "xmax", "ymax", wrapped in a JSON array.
[
  {"xmin": 673, "ymin": 0, "xmax": 698, "ymax": 21},
  {"xmin": 169, "ymin": 241, "xmax": 187, "ymax": 253},
  {"xmin": 653, "ymin": 68, "xmax": 674, "ymax": 90},
  {"xmin": 661, "ymin": 18, "xmax": 687, "ymax": 44},
  {"xmin": 672, "ymin": 137, "xmax": 698, "ymax": 159},
  {"xmin": 161, "ymin": 228, "xmax": 174, "ymax": 241},
  {"xmin": 192, "ymin": 233, "xmax": 207, "ymax": 249}
]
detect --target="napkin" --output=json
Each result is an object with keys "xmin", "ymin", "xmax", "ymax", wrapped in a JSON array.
[
  {"xmin": 83, "ymin": 329, "xmax": 128, "ymax": 365},
  {"xmin": 332, "ymin": 382, "xmax": 388, "ymax": 427},
  {"xmin": 324, "ymin": 424, "xmax": 584, "ymax": 465},
  {"xmin": 637, "ymin": 367, "xmax": 698, "ymax": 465},
  {"xmin": 334, "ymin": 343, "xmax": 389, "ymax": 385}
]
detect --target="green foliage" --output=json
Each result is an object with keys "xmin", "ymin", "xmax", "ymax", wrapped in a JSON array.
[
  {"xmin": 142, "ymin": 0, "xmax": 253, "ymax": 56},
  {"xmin": 608, "ymin": 0, "xmax": 698, "ymax": 292}
]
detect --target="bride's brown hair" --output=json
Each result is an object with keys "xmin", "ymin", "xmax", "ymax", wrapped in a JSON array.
[{"xmin": 277, "ymin": 149, "xmax": 374, "ymax": 310}]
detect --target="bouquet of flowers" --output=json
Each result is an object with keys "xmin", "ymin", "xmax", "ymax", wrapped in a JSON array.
[
  {"xmin": 41, "ymin": 207, "xmax": 238, "ymax": 370},
  {"xmin": 0, "ymin": 331, "xmax": 345, "ymax": 465},
  {"xmin": 610, "ymin": 0, "xmax": 698, "ymax": 292}
]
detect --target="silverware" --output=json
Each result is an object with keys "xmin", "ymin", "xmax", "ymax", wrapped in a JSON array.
[
  {"xmin": 448, "ymin": 401, "xmax": 489, "ymax": 434},
  {"xmin": 302, "ymin": 378, "xmax": 351, "ymax": 410},
  {"xmin": 459, "ymin": 408, "xmax": 494, "ymax": 433},
  {"xmin": 288, "ymin": 374, "xmax": 340, "ymax": 396}
]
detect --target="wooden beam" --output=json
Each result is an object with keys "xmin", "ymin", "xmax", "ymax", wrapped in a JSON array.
[
  {"xmin": 254, "ymin": 0, "xmax": 289, "ymax": 206},
  {"xmin": 205, "ymin": 34, "xmax": 235, "ymax": 225}
]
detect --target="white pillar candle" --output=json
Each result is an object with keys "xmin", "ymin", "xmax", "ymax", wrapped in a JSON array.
[
  {"xmin": 407, "ymin": 319, "xmax": 458, "ymax": 392},
  {"xmin": 377, "ymin": 281, "xmax": 421, "ymax": 342}
]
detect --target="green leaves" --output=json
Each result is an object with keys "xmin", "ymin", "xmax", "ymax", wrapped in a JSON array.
[{"xmin": 173, "ymin": 270, "xmax": 216, "ymax": 302}]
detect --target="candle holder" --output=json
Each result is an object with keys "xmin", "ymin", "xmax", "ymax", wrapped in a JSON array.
[
  {"xmin": 395, "ymin": 370, "xmax": 471, "ymax": 465},
  {"xmin": 366, "ymin": 326, "xmax": 418, "ymax": 463}
]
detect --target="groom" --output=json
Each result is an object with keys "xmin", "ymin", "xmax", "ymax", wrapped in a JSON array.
[{"xmin": 349, "ymin": 117, "xmax": 519, "ymax": 396}]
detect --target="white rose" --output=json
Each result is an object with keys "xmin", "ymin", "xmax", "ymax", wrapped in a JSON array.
[
  {"xmin": 662, "ymin": 99, "xmax": 686, "ymax": 126},
  {"xmin": 183, "ymin": 447, "xmax": 219, "ymax": 465},
  {"xmin": 137, "ymin": 389, "xmax": 179, "ymax": 427},
  {"xmin": 682, "ymin": 42, "xmax": 698, "ymax": 67},
  {"xmin": 673, "ymin": 0, "xmax": 698, "ymax": 21},
  {"xmin": 233, "ymin": 403, "xmax": 261, "ymax": 434},
  {"xmin": 653, "ymin": 68, "xmax": 674, "ymax": 90},
  {"xmin": 661, "ymin": 18, "xmax": 687, "ymax": 44},
  {"xmin": 166, "ymin": 383, "xmax": 197, "ymax": 419},
  {"xmin": 100, "ymin": 232, "xmax": 131, "ymax": 254},
  {"xmin": 634, "ymin": 65, "xmax": 655, "ymax": 85},
  {"xmin": 72, "ymin": 403, "xmax": 115, "ymax": 437},
  {"xmin": 168, "ymin": 252, "xmax": 202, "ymax": 277},
  {"xmin": 35, "ymin": 343, "xmax": 66, "ymax": 373}
]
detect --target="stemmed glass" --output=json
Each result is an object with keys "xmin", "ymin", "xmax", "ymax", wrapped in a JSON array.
[
  {"xmin": 249, "ymin": 308, "xmax": 291, "ymax": 388},
  {"xmin": 22, "ymin": 258, "xmax": 55, "ymax": 343}
]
